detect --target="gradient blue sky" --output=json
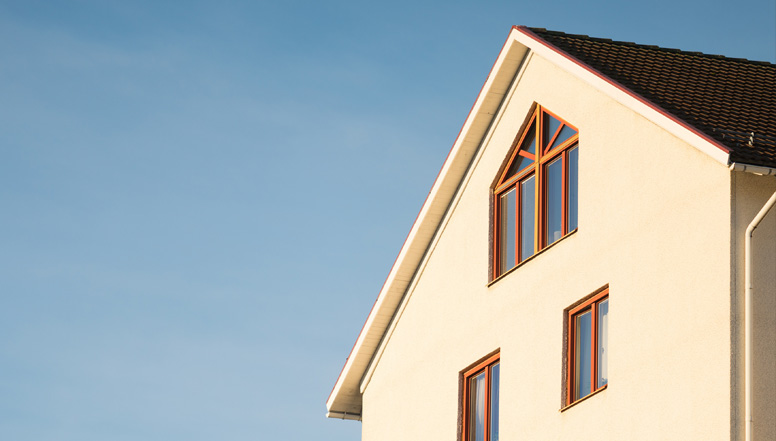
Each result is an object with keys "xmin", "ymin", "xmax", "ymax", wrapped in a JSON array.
[{"xmin": 0, "ymin": 1, "xmax": 773, "ymax": 440}]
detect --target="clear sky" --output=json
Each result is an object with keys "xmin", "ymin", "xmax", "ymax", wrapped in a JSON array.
[{"xmin": 0, "ymin": 1, "xmax": 773, "ymax": 440}]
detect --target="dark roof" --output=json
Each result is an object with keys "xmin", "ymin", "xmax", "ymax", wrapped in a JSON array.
[{"xmin": 527, "ymin": 27, "xmax": 776, "ymax": 168}]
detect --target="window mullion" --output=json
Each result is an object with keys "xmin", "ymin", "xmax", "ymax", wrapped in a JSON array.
[
  {"xmin": 534, "ymin": 109, "xmax": 542, "ymax": 254},
  {"xmin": 484, "ymin": 368, "xmax": 490, "ymax": 441},
  {"xmin": 493, "ymin": 193, "xmax": 500, "ymax": 279},
  {"xmin": 515, "ymin": 184, "xmax": 520, "ymax": 263},
  {"xmin": 590, "ymin": 303, "xmax": 598, "ymax": 393},
  {"xmin": 567, "ymin": 315, "xmax": 574, "ymax": 405},
  {"xmin": 462, "ymin": 375, "xmax": 470, "ymax": 440},
  {"xmin": 498, "ymin": 193, "xmax": 504, "ymax": 278},
  {"xmin": 561, "ymin": 150, "xmax": 568, "ymax": 235}
]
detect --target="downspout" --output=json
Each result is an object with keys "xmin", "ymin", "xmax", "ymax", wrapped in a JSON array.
[{"xmin": 730, "ymin": 162, "xmax": 776, "ymax": 441}]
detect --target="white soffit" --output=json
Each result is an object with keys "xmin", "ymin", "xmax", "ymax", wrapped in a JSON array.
[{"xmin": 326, "ymin": 29, "xmax": 530, "ymax": 418}]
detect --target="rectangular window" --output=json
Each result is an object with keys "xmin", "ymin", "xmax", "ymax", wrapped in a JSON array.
[
  {"xmin": 566, "ymin": 288, "xmax": 608, "ymax": 405},
  {"xmin": 462, "ymin": 353, "xmax": 500, "ymax": 441}
]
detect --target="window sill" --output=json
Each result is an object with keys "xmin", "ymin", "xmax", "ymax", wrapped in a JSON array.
[
  {"xmin": 559, "ymin": 384, "xmax": 607, "ymax": 412},
  {"xmin": 488, "ymin": 228, "xmax": 578, "ymax": 287}
]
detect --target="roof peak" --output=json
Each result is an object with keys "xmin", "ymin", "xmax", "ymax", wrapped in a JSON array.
[{"xmin": 524, "ymin": 26, "xmax": 775, "ymax": 66}]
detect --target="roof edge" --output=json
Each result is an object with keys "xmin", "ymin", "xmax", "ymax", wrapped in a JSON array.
[
  {"xmin": 514, "ymin": 26, "xmax": 731, "ymax": 165},
  {"xmin": 326, "ymin": 26, "xmax": 530, "ymax": 417},
  {"xmin": 730, "ymin": 162, "xmax": 776, "ymax": 176},
  {"xmin": 525, "ymin": 27, "xmax": 776, "ymax": 66}
]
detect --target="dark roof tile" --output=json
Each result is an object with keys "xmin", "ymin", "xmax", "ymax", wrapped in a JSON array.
[{"xmin": 527, "ymin": 28, "xmax": 776, "ymax": 168}]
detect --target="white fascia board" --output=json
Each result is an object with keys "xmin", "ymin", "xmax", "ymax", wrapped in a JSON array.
[
  {"xmin": 358, "ymin": 53, "xmax": 534, "ymax": 396},
  {"xmin": 513, "ymin": 26, "xmax": 730, "ymax": 166},
  {"xmin": 326, "ymin": 28, "xmax": 530, "ymax": 417}
]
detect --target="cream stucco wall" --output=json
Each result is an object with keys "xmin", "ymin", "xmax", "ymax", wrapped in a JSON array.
[
  {"xmin": 361, "ymin": 53, "xmax": 737, "ymax": 440},
  {"xmin": 732, "ymin": 172, "xmax": 776, "ymax": 441}
]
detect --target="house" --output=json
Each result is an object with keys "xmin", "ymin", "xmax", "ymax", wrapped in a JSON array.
[{"xmin": 326, "ymin": 26, "xmax": 776, "ymax": 440}]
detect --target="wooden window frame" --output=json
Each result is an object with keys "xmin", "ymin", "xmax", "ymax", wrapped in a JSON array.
[
  {"xmin": 461, "ymin": 352, "xmax": 500, "ymax": 441},
  {"xmin": 565, "ymin": 287, "xmax": 608, "ymax": 406},
  {"xmin": 492, "ymin": 105, "xmax": 579, "ymax": 280}
]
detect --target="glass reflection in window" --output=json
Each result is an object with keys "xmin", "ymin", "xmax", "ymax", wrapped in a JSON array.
[
  {"xmin": 499, "ymin": 190, "xmax": 516, "ymax": 274},
  {"xmin": 568, "ymin": 147, "xmax": 578, "ymax": 231},
  {"xmin": 469, "ymin": 373, "xmax": 486, "ymax": 441},
  {"xmin": 597, "ymin": 299, "xmax": 608, "ymax": 388},
  {"xmin": 490, "ymin": 363, "xmax": 499, "ymax": 441},
  {"xmin": 549, "ymin": 125, "xmax": 577, "ymax": 151},
  {"xmin": 520, "ymin": 176, "xmax": 535, "ymax": 260},
  {"xmin": 574, "ymin": 310, "xmax": 592, "ymax": 400},
  {"xmin": 545, "ymin": 158, "xmax": 563, "ymax": 245}
]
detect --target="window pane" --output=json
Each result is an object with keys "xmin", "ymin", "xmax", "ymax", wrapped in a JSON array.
[
  {"xmin": 545, "ymin": 158, "xmax": 563, "ymax": 245},
  {"xmin": 549, "ymin": 125, "xmax": 577, "ymax": 150},
  {"xmin": 490, "ymin": 363, "xmax": 500, "ymax": 441},
  {"xmin": 568, "ymin": 147, "xmax": 578, "ymax": 231},
  {"xmin": 522, "ymin": 125, "xmax": 536, "ymax": 155},
  {"xmin": 469, "ymin": 373, "xmax": 486, "ymax": 441},
  {"xmin": 506, "ymin": 154, "xmax": 533, "ymax": 178},
  {"xmin": 597, "ymin": 299, "xmax": 609, "ymax": 388},
  {"xmin": 520, "ymin": 176, "xmax": 535, "ymax": 261},
  {"xmin": 499, "ymin": 189, "xmax": 516, "ymax": 274},
  {"xmin": 574, "ymin": 311, "xmax": 592, "ymax": 399},
  {"xmin": 504, "ymin": 126, "xmax": 535, "ymax": 181},
  {"xmin": 544, "ymin": 112, "xmax": 561, "ymax": 150}
]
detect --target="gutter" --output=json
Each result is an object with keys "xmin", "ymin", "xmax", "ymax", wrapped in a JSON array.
[
  {"xmin": 730, "ymin": 162, "xmax": 776, "ymax": 441},
  {"xmin": 326, "ymin": 411, "xmax": 362, "ymax": 421},
  {"xmin": 730, "ymin": 162, "xmax": 776, "ymax": 176}
]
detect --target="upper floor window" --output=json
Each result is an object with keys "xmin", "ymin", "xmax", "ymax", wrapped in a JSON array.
[
  {"xmin": 462, "ymin": 353, "xmax": 500, "ymax": 441},
  {"xmin": 493, "ymin": 105, "xmax": 578, "ymax": 278},
  {"xmin": 566, "ymin": 287, "xmax": 608, "ymax": 405}
]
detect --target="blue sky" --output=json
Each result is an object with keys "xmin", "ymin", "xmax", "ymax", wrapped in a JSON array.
[{"xmin": 0, "ymin": 1, "xmax": 773, "ymax": 440}]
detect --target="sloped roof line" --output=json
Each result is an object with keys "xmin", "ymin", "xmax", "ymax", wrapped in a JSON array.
[
  {"xmin": 520, "ymin": 26, "xmax": 776, "ymax": 167},
  {"xmin": 326, "ymin": 27, "xmax": 526, "ymax": 416},
  {"xmin": 528, "ymin": 28, "xmax": 774, "ymax": 66},
  {"xmin": 516, "ymin": 26, "xmax": 732, "ymax": 157}
]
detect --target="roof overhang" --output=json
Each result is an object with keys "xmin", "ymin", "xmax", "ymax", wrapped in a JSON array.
[
  {"xmin": 326, "ymin": 25, "xmax": 732, "ymax": 419},
  {"xmin": 730, "ymin": 162, "xmax": 776, "ymax": 175}
]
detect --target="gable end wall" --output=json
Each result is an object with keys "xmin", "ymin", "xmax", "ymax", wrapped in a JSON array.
[{"xmin": 362, "ymin": 53, "xmax": 733, "ymax": 441}]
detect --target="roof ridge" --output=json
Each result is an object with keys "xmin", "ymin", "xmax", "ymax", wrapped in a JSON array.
[{"xmin": 526, "ymin": 27, "xmax": 776, "ymax": 67}]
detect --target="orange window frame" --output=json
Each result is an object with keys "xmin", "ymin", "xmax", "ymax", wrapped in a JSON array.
[
  {"xmin": 461, "ymin": 353, "xmax": 500, "ymax": 441},
  {"xmin": 566, "ymin": 288, "xmax": 609, "ymax": 406},
  {"xmin": 492, "ymin": 105, "xmax": 579, "ymax": 279}
]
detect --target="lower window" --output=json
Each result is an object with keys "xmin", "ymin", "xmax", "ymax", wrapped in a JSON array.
[
  {"xmin": 462, "ymin": 353, "xmax": 500, "ymax": 441},
  {"xmin": 566, "ymin": 288, "xmax": 608, "ymax": 405}
]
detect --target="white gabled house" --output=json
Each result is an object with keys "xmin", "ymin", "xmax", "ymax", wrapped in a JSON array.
[{"xmin": 327, "ymin": 26, "xmax": 776, "ymax": 441}]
